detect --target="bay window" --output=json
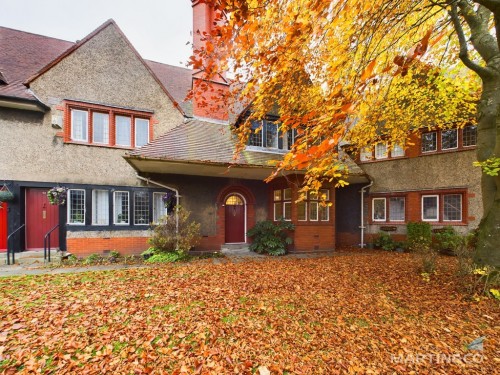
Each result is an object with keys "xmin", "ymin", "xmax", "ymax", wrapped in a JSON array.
[
  {"xmin": 68, "ymin": 189, "xmax": 85, "ymax": 225},
  {"xmin": 134, "ymin": 191, "xmax": 150, "ymax": 225},
  {"xmin": 114, "ymin": 191, "xmax": 129, "ymax": 225},
  {"xmin": 92, "ymin": 189, "xmax": 109, "ymax": 225}
]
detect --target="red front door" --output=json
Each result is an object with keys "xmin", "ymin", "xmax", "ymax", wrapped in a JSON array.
[
  {"xmin": 26, "ymin": 189, "xmax": 59, "ymax": 250},
  {"xmin": 0, "ymin": 203, "xmax": 7, "ymax": 252},
  {"xmin": 225, "ymin": 195, "xmax": 245, "ymax": 243}
]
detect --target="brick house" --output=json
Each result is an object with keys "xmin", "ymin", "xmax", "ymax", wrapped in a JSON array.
[{"xmin": 0, "ymin": 2, "xmax": 480, "ymax": 259}]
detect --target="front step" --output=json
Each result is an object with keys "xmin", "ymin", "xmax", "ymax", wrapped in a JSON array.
[
  {"xmin": 220, "ymin": 243, "xmax": 251, "ymax": 255},
  {"xmin": 0, "ymin": 250, "xmax": 70, "ymax": 265}
]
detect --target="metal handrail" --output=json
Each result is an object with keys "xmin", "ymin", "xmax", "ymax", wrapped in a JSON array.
[
  {"xmin": 43, "ymin": 224, "xmax": 60, "ymax": 262},
  {"xmin": 6, "ymin": 224, "xmax": 25, "ymax": 265}
]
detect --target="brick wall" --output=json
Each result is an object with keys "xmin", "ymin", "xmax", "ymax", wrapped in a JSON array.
[{"xmin": 67, "ymin": 236, "xmax": 149, "ymax": 257}]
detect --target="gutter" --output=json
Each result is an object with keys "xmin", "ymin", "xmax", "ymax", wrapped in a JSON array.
[
  {"xmin": 359, "ymin": 178, "xmax": 374, "ymax": 248},
  {"xmin": 135, "ymin": 174, "xmax": 181, "ymax": 234}
]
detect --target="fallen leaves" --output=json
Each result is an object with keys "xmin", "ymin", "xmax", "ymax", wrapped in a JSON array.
[{"xmin": 0, "ymin": 253, "xmax": 498, "ymax": 374}]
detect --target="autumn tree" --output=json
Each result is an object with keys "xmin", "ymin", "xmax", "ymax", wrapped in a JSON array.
[{"xmin": 190, "ymin": 0, "xmax": 499, "ymax": 266}]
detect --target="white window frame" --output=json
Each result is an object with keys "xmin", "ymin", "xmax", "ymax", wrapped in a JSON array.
[
  {"xmin": 67, "ymin": 189, "xmax": 86, "ymax": 225},
  {"xmin": 422, "ymin": 195, "xmax": 439, "ymax": 222},
  {"xmin": 115, "ymin": 115, "xmax": 131, "ymax": 147},
  {"xmin": 372, "ymin": 197, "xmax": 386, "ymax": 222},
  {"xmin": 388, "ymin": 197, "xmax": 405, "ymax": 222},
  {"xmin": 375, "ymin": 142, "xmax": 388, "ymax": 159},
  {"xmin": 91, "ymin": 189, "xmax": 109, "ymax": 226},
  {"xmin": 422, "ymin": 132, "xmax": 437, "ymax": 153},
  {"xmin": 391, "ymin": 143, "xmax": 405, "ymax": 158},
  {"xmin": 134, "ymin": 118, "xmax": 150, "ymax": 148},
  {"xmin": 92, "ymin": 112, "xmax": 109, "ymax": 145},
  {"xmin": 462, "ymin": 125, "xmax": 477, "ymax": 147},
  {"xmin": 133, "ymin": 191, "xmax": 150, "ymax": 226},
  {"xmin": 113, "ymin": 191, "xmax": 130, "ymax": 225},
  {"xmin": 443, "ymin": 194, "xmax": 463, "ymax": 222},
  {"xmin": 360, "ymin": 147, "xmax": 373, "ymax": 162},
  {"xmin": 153, "ymin": 192, "xmax": 168, "ymax": 223},
  {"xmin": 441, "ymin": 128, "xmax": 458, "ymax": 150},
  {"xmin": 70, "ymin": 109, "xmax": 88, "ymax": 142}
]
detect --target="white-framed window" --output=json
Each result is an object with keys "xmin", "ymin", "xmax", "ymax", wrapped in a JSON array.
[
  {"xmin": 443, "ymin": 194, "xmax": 462, "ymax": 221},
  {"xmin": 134, "ymin": 191, "xmax": 150, "ymax": 225},
  {"xmin": 309, "ymin": 192, "xmax": 319, "ymax": 221},
  {"xmin": 248, "ymin": 120, "xmax": 294, "ymax": 152},
  {"xmin": 422, "ymin": 132, "xmax": 437, "ymax": 152},
  {"xmin": 297, "ymin": 201, "xmax": 307, "ymax": 221},
  {"xmin": 441, "ymin": 129, "xmax": 458, "ymax": 150},
  {"xmin": 135, "ymin": 118, "xmax": 149, "ymax": 148},
  {"xmin": 375, "ymin": 142, "xmax": 388, "ymax": 159},
  {"xmin": 115, "ymin": 115, "xmax": 131, "ymax": 147},
  {"xmin": 391, "ymin": 143, "xmax": 405, "ymax": 157},
  {"xmin": 360, "ymin": 147, "xmax": 373, "ymax": 161},
  {"xmin": 422, "ymin": 195, "xmax": 439, "ymax": 221},
  {"xmin": 372, "ymin": 198, "xmax": 386, "ymax": 221},
  {"xmin": 273, "ymin": 188, "xmax": 291, "ymax": 221},
  {"xmin": 113, "ymin": 191, "xmax": 129, "ymax": 225},
  {"xmin": 68, "ymin": 189, "xmax": 85, "ymax": 225},
  {"xmin": 71, "ymin": 109, "xmax": 88, "ymax": 142},
  {"xmin": 463, "ymin": 125, "xmax": 477, "ymax": 147},
  {"xmin": 266, "ymin": 122, "xmax": 279, "ymax": 149},
  {"xmin": 92, "ymin": 112, "xmax": 109, "ymax": 144},
  {"xmin": 92, "ymin": 189, "xmax": 109, "ymax": 225},
  {"xmin": 319, "ymin": 189, "xmax": 330, "ymax": 221},
  {"xmin": 153, "ymin": 192, "xmax": 168, "ymax": 223},
  {"xmin": 389, "ymin": 197, "xmax": 405, "ymax": 221}
]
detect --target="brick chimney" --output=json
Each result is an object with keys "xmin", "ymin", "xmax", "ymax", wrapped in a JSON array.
[{"xmin": 191, "ymin": 0, "xmax": 229, "ymax": 122}]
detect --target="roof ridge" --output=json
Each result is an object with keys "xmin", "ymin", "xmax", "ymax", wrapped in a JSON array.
[
  {"xmin": 145, "ymin": 59, "xmax": 192, "ymax": 72},
  {"xmin": 0, "ymin": 25, "xmax": 75, "ymax": 44}
]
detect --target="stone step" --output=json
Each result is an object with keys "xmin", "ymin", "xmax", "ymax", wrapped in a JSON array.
[
  {"xmin": 1, "ymin": 250, "xmax": 70, "ymax": 265},
  {"xmin": 220, "ymin": 243, "xmax": 251, "ymax": 255}
]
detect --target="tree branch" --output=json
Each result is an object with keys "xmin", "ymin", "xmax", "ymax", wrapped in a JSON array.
[{"xmin": 449, "ymin": 3, "xmax": 494, "ymax": 77}]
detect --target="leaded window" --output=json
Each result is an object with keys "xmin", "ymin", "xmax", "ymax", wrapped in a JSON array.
[
  {"xmin": 463, "ymin": 125, "xmax": 477, "ymax": 147},
  {"xmin": 441, "ymin": 129, "xmax": 458, "ymax": 150},
  {"xmin": 134, "ymin": 191, "xmax": 150, "ymax": 225},
  {"xmin": 68, "ymin": 189, "xmax": 85, "ymax": 225}
]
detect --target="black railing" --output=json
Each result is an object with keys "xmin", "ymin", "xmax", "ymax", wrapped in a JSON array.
[
  {"xmin": 43, "ymin": 224, "xmax": 60, "ymax": 262},
  {"xmin": 6, "ymin": 224, "xmax": 25, "ymax": 265}
]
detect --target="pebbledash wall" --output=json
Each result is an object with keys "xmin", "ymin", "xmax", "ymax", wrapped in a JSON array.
[
  {"xmin": 360, "ymin": 148, "xmax": 481, "ymax": 242},
  {"xmin": 1, "ymin": 23, "xmax": 184, "ymax": 256}
]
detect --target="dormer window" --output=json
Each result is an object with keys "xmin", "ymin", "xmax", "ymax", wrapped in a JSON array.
[{"xmin": 247, "ymin": 120, "xmax": 295, "ymax": 153}]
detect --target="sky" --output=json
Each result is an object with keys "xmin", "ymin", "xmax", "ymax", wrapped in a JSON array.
[{"xmin": 0, "ymin": 0, "xmax": 193, "ymax": 68}]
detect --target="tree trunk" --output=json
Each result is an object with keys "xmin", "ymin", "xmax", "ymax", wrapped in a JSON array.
[{"xmin": 474, "ymin": 78, "xmax": 500, "ymax": 267}]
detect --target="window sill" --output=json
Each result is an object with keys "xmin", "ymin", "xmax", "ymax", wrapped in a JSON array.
[
  {"xmin": 65, "ymin": 140, "xmax": 136, "ymax": 150},
  {"xmin": 245, "ymin": 146, "xmax": 288, "ymax": 154}
]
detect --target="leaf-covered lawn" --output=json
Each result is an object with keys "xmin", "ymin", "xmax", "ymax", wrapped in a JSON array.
[{"xmin": 0, "ymin": 253, "xmax": 498, "ymax": 374}]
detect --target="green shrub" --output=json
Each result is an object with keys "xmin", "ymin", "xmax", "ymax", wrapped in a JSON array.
[
  {"xmin": 406, "ymin": 222, "xmax": 432, "ymax": 251},
  {"xmin": 148, "ymin": 206, "xmax": 201, "ymax": 255},
  {"xmin": 247, "ymin": 219, "xmax": 295, "ymax": 256},
  {"xmin": 433, "ymin": 227, "xmax": 464, "ymax": 254},
  {"xmin": 83, "ymin": 253, "xmax": 102, "ymax": 265},
  {"xmin": 109, "ymin": 250, "xmax": 121, "ymax": 259},
  {"xmin": 374, "ymin": 232, "xmax": 395, "ymax": 251},
  {"xmin": 145, "ymin": 252, "xmax": 186, "ymax": 263}
]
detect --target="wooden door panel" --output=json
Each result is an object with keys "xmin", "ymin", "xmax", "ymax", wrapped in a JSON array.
[
  {"xmin": 26, "ymin": 189, "xmax": 59, "ymax": 250},
  {"xmin": 225, "ymin": 205, "xmax": 245, "ymax": 243},
  {"xmin": 0, "ymin": 203, "xmax": 7, "ymax": 252}
]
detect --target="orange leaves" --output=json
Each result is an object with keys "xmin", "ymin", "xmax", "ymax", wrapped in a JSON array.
[
  {"xmin": 0, "ymin": 254, "xmax": 499, "ymax": 373},
  {"xmin": 360, "ymin": 59, "xmax": 377, "ymax": 82}
]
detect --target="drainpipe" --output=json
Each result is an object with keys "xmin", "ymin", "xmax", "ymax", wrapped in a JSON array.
[
  {"xmin": 135, "ymin": 174, "xmax": 180, "ymax": 233},
  {"xmin": 359, "ymin": 179, "xmax": 373, "ymax": 248}
]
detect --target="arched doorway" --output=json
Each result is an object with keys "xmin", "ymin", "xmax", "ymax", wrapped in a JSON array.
[{"xmin": 224, "ymin": 193, "xmax": 246, "ymax": 243}]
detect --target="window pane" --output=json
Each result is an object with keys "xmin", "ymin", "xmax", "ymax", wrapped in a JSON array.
[
  {"xmin": 274, "ymin": 202, "xmax": 283, "ymax": 220},
  {"xmin": 463, "ymin": 125, "xmax": 477, "ymax": 147},
  {"xmin": 286, "ymin": 129, "xmax": 296, "ymax": 150},
  {"xmin": 92, "ymin": 112, "xmax": 109, "ymax": 144},
  {"xmin": 392, "ymin": 143, "xmax": 404, "ymax": 157},
  {"xmin": 284, "ymin": 202, "xmax": 291, "ymax": 221},
  {"xmin": 375, "ymin": 143, "xmax": 388, "ymax": 159},
  {"xmin": 320, "ymin": 189, "xmax": 330, "ymax": 201},
  {"xmin": 265, "ymin": 121, "xmax": 278, "ymax": 148},
  {"xmin": 389, "ymin": 197, "xmax": 405, "ymax": 221},
  {"xmin": 360, "ymin": 147, "xmax": 372, "ymax": 161},
  {"xmin": 372, "ymin": 198, "xmax": 386, "ymax": 221},
  {"xmin": 153, "ymin": 192, "xmax": 167, "ymax": 222},
  {"xmin": 442, "ymin": 129, "xmax": 458, "ymax": 150},
  {"xmin": 309, "ymin": 201, "xmax": 319, "ymax": 221},
  {"xmin": 68, "ymin": 189, "xmax": 85, "ymax": 224},
  {"xmin": 297, "ymin": 201, "xmax": 307, "ymax": 221},
  {"xmin": 249, "ymin": 120, "xmax": 263, "ymax": 147},
  {"xmin": 116, "ymin": 115, "xmax": 131, "ymax": 146},
  {"xmin": 422, "ymin": 195, "xmax": 438, "ymax": 221},
  {"xmin": 71, "ymin": 110, "xmax": 88, "ymax": 141},
  {"xmin": 283, "ymin": 188, "xmax": 292, "ymax": 200},
  {"xmin": 319, "ymin": 204, "xmax": 329, "ymax": 221},
  {"xmin": 273, "ymin": 189, "xmax": 282, "ymax": 201},
  {"xmin": 134, "ymin": 191, "xmax": 150, "ymax": 225},
  {"xmin": 135, "ymin": 118, "xmax": 149, "ymax": 148},
  {"xmin": 422, "ymin": 132, "xmax": 437, "ymax": 152},
  {"xmin": 443, "ymin": 194, "xmax": 462, "ymax": 221},
  {"xmin": 114, "ymin": 191, "xmax": 129, "ymax": 224},
  {"xmin": 92, "ymin": 190, "xmax": 109, "ymax": 225}
]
